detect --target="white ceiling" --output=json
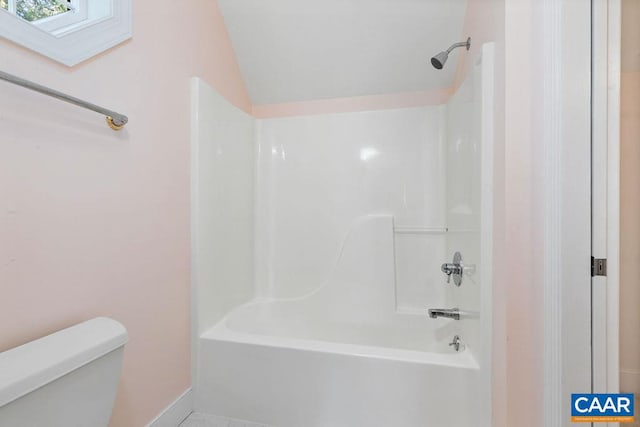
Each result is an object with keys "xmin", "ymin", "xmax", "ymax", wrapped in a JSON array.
[{"xmin": 218, "ymin": 0, "xmax": 469, "ymax": 105}]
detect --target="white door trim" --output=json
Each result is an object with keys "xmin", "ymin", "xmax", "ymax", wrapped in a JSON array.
[
  {"xmin": 592, "ymin": 0, "xmax": 621, "ymax": 399},
  {"xmin": 604, "ymin": 0, "xmax": 621, "ymax": 398},
  {"xmin": 541, "ymin": 0, "xmax": 593, "ymax": 425},
  {"xmin": 541, "ymin": 0, "xmax": 566, "ymax": 422},
  {"xmin": 592, "ymin": 0, "xmax": 621, "ymax": 402}
]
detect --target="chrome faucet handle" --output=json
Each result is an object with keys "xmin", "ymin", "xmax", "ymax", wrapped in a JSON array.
[
  {"xmin": 443, "ymin": 269, "xmax": 452, "ymax": 284},
  {"xmin": 449, "ymin": 335, "xmax": 461, "ymax": 352},
  {"xmin": 440, "ymin": 252, "xmax": 463, "ymax": 286}
]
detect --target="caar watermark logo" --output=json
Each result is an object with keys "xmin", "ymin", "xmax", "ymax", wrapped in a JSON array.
[{"xmin": 571, "ymin": 393, "xmax": 635, "ymax": 423}]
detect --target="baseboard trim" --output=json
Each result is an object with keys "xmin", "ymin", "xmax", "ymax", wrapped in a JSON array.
[{"xmin": 146, "ymin": 388, "xmax": 193, "ymax": 427}]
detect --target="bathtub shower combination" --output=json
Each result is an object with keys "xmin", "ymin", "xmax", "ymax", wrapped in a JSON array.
[{"xmin": 191, "ymin": 45, "xmax": 494, "ymax": 427}]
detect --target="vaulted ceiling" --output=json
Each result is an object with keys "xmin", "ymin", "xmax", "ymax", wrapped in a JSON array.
[{"xmin": 218, "ymin": 0, "xmax": 469, "ymax": 105}]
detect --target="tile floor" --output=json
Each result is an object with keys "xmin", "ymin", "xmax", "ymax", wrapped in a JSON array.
[{"xmin": 180, "ymin": 412, "xmax": 273, "ymax": 427}]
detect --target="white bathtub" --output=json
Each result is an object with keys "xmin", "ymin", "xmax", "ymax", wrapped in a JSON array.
[
  {"xmin": 196, "ymin": 305, "xmax": 479, "ymax": 427},
  {"xmin": 194, "ymin": 217, "xmax": 483, "ymax": 427}
]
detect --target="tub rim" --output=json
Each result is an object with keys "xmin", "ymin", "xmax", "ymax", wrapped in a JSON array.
[{"xmin": 202, "ymin": 314, "xmax": 479, "ymax": 369}]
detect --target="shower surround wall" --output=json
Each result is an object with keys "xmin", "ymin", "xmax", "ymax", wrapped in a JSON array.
[
  {"xmin": 192, "ymin": 44, "xmax": 493, "ymax": 426},
  {"xmin": 191, "ymin": 78, "xmax": 255, "ymax": 337},
  {"xmin": 445, "ymin": 49, "xmax": 493, "ymax": 400},
  {"xmin": 192, "ymin": 81, "xmax": 452, "ymax": 334},
  {"xmin": 254, "ymin": 107, "xmax": 447, "ymax": 304}
]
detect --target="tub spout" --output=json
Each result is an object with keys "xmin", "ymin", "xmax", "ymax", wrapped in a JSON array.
[{"xmin": 428, "ymin": 308, "xmax": 460, "ymax": 320}]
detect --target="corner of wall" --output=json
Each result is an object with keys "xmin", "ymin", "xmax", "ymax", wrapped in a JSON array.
[{"xmin": 203, "ymin": 0, "xmax": 253, "ymax": 114}]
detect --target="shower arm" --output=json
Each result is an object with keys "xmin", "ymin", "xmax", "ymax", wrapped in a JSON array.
[{"xmin": 446, "ymin": 38, "xmax": 471, "ymax": 54}]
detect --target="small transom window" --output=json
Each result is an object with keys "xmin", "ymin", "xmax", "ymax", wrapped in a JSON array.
[
  {"xmin": 1, "ymin": 0, "xmax": 87, "ymax": 33},
  {"xmin": 0, "ymin": 0, "xmax": 131, "ymax": 66},
  {"xmin": 11, "ymin": 0, "xmax": 69, "ymax": 22}
]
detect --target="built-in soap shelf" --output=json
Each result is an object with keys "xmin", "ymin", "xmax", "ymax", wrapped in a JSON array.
[{"xmin": 393, "ymin": 226, "xmax": 477, "ymax": 235}]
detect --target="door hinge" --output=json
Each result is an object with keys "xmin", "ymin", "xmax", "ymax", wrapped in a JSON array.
[{"xmin": 592, "ymin": 256, "xmax": 607, "ymax": 277}]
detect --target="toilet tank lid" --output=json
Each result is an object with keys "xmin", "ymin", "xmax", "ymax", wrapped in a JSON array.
[{"xmin": 0, "ymin": 317, "xmax": 128, "ymax": 408}]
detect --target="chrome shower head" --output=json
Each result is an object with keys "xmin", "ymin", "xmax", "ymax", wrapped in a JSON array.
[
  {"xmin": 431, "ymin": 51, "xmax": 449, "ymax": 69},
  {"xmin": 431, "ymin": 37, "xmax": 471, "ymax": 70}
]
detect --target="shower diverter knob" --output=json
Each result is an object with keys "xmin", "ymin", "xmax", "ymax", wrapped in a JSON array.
[{"xmin": 441, "ymin": 251, "xmax": 463, "ymax": 286}]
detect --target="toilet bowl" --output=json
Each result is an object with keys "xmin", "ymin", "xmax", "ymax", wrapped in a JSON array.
[{"xmin": 0, "ymin": 317, "xmax": 128, "ymax": 427}]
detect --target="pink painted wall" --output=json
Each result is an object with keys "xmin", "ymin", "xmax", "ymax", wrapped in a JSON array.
[
  {"xmin": 503, "ymin": 3, "xmax": 541, "ymax": 425},
  {"xmin": 452, "ymin": 0, "xmax": 504, "ymax": 93},
  {"xmin": 620, "ymin": 0, "xmax": 640, "ymax": 397},
  {"xmin": 457, "ymin": 1, "xmax": 574, "ymax": 426},
  {"xmin": 0, "ymin": 1, "xmax": 250, "ymax": 426},
  {"xmin": 620, "ymin": 69, "xmax": 640, "ymax": 396}
]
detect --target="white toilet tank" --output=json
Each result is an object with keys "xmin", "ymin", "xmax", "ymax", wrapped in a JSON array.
[{"xmin": 0, "ymin": 317, "xmax": 128, "ymax": 427}]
